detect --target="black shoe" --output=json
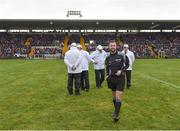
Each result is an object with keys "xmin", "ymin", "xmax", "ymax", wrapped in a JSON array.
[
  {"xmin": 113, "ymin": 113, "xmax": 119, "ymax": 122},
  {"xmin": 113, "ymin": 115, "xmax": 119, "ymax": 122},
  {"xmin": 68, "ymin": 93, "xmax": 73, "ymax": 96},
  {"xmin": 85, "ymin": 89, "xmax": 89, "ymax": 92},
  {"xmin": 127, "ymin": 85, "xmax": 131, "ymax": 89},
  {"xmin": 114, "ymin": 117, "xmax": 119, "ymax": 122},
  {"xmin": 75, "ymin": 92, "xmax": 81, "ymax": 96},
  {"xmin": 68, "ymin": 91, "xmax": 73, "ymax": 95}
]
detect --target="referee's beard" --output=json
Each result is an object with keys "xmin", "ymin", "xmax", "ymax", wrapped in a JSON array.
[{"xmin": 110, "ymin": 48, "xmax": 117, "ymax": 54}]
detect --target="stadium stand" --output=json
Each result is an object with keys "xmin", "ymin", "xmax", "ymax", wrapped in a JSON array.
[
  {"xmin": 0, "ymin": 20, "xmax": 180, "ymax": 59},
  {"xmin": 0, "ymin": 33, "xmax": 180, "ymax": 59}
]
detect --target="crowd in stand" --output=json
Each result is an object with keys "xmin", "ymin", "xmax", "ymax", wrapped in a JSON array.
[
  {"xmin": 0, "ymin": 33, "xmax": 180, "ymax": 58},
  {"xmin": 35, "ymin": 48, "xmax": 61, "ymax": 55},
  {"xmin": 86, "ymin": 33, "xmax": 180, "ymax": 57},
  {"xmin": 0, "ymin": 34, "xmax": 63, "ymax": 58}
]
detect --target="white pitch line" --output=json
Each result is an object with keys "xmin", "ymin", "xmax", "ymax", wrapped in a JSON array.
[{"xmin": 135, "ymin": 72, "xmax": 180, "ymax": 89}]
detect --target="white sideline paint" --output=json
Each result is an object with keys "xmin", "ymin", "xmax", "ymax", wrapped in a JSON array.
[{"xmin": 135, "ymin": 72, "xmax": 180, "ymax": 89}]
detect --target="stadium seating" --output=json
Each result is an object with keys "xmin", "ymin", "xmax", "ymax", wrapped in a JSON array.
[{"xmin": 0, "ymin": 33, "xmax": 180, "ymax": 58}]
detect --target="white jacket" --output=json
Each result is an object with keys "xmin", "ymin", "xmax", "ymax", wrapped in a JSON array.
[
  {"xmin": 64, "ymin": 47, "xmax": 82, "ymax": 73},
  {"xmin": 80, "ymin": 50, "xmax": 94, "ymax": 71},
  {"xmin": 122, "ymin": 50, "xmax": 135, "ymax": 70},
  {"xmin": 91, "ymin": 50, "xmax": 107, "ymax": 70}
]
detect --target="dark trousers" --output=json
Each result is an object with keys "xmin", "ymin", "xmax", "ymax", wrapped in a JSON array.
[
  {"xmin": 95, "ymin": 69, "xmax": 105, "ymax": 88},
  {"xmin": 81, "ymin": 70, "xmax": 90, "ymax": 91},
  {"xmin": 67, "ymin": 73, "xmax": 81, "ymax": 95},
  {"xmin": 125, "ymin": 70, "xmax": 131, "ymax": 87}
]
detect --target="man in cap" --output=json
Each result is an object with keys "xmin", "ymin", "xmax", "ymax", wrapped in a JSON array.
[
  {"xmin": 122, "ymin": 44, "xmax": 135, "ymax": 89},
  {"xmin": 91, "ymin": 45, "xmax": 107, "ymax": 88},
  {"xmin": 77, "ymin": 44, "xmax": 94, "ymax": 92},
  {"xmin": 64, "ymin": 43, "xmax": 82, "ymax": 95}
]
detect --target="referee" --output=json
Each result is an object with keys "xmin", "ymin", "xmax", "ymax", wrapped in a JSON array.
[{"xmin": 105, "ymin": 40, "xmax": 129, "ymax": 122}]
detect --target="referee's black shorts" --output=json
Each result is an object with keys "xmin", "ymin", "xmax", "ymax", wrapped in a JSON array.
[{"xmin": 107, "ymin": 75, "xmax": 125, "ymax": 91}]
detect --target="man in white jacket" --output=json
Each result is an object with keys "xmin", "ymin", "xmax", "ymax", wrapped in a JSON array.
[
  {"xmin": 122, "ymin": 44, "xmax": 135, "ymax": 89},
  {"xmin": 64, "ymin": 43, "xmax": 82, "ymax": 95},
  {"xmin": 91, "ymin": 45, "xmax": 107, "ymax": 88},
  {"xmin": 77, "ymin": 45, "xmax": 94, "ymax": 92}
]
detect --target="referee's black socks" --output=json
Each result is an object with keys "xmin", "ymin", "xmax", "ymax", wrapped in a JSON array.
[{"xmin": 115, "ymin": 99, "xmax": 122, "ymax": 118}]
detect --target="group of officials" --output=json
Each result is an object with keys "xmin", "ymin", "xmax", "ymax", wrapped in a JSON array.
[{"xmin": 64, "ymin": 41, "xmax": 135, "ymax": 122}]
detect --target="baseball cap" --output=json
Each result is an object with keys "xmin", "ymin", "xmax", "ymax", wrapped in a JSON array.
[
  {"xmin": 77, "ymin": 45, "xmax": 82, "ymax": 48},
  {"xmin": 97, "ymin": 45, "xmax": 103, "ymax": 50},
  {"xmin": 123, "ymin": 44, "xmax": 129, "ymax": 48},
  {"xmin": 71, "ymin": 43, "xmax": 77, "ymax": 47}
]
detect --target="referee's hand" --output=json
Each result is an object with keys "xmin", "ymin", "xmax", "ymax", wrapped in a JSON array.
[{"xmin": 115, "ymin": 70, "xmax": 121, "ymax": 76}]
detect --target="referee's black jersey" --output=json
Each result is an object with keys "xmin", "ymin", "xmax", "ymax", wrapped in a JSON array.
[{"xmin": 105, "ymin": 51, "xmax": 129, "ymax": 77}]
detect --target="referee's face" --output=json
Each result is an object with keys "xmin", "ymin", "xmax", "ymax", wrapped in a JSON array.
[{"xmin": 109, "ymin": 42, "xmax": 117, "ymax": 53}]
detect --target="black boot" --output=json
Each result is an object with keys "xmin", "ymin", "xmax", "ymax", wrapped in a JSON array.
[{"xmin": 127, "ymin": 84, "xmax": 131, "ymax": 89}]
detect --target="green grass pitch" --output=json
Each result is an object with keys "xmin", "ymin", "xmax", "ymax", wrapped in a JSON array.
[{"xmin": 0, "ymin": 59, "xmax": 180, "ymax": 130}]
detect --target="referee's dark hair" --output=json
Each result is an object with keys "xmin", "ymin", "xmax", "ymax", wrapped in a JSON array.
[{"xmin": 108, "ymin": 39, "xmax": 116, "ymax": 44}]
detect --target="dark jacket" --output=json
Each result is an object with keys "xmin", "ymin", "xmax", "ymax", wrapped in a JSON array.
[{"xmin": 105, "ymin": 51, "xmax": 129, "ymax": 77}]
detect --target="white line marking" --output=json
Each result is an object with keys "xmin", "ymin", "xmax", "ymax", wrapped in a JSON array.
[{"xmin": 135, "ymin": 72, "xmax": 180, "ymax": 89}]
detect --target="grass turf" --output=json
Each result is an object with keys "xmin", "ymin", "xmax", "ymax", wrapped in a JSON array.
[{"xmin": 0, "ymin": 59, "xmax": 180, "ymax": 130}]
